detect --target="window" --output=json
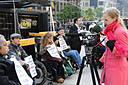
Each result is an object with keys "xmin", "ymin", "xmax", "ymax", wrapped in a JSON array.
[
  {"xmin": 85, "ymin": 2, "xmax": 88, "ymax": 6},
  {"xmin": 99, "ymin": 1, "xmax": 103, "ymax": 5}
]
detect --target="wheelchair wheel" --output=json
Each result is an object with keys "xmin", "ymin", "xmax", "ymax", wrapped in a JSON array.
[{"xmin": 35, "ymin": 60, "xmax": 47, "ymax": 85}]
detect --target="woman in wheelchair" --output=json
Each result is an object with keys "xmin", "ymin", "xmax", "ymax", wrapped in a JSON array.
[{"xmin": 39, "ymin": 32, "xmax": 65, "ymax": 83}]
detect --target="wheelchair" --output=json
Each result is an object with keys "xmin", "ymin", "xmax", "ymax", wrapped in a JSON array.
[
  {"xmin": 7, "ymin": 38, "xmax": 48, "ymax": 85},
  {"xmin": 34, "ymin": 37, "xmax": 75, "ymax": 82}
]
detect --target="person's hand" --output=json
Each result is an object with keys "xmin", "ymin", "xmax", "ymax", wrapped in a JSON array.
[
  {"xmin": 57, "ymin": 58, "xmax": 62, "ymax": 62},
  {"xmin": 27, "ymin": 65, "xmax": 30, "ymax": 70},
  {"xmin": 106, "ymin": 40, "xmax": 115, "ymax": 52},
  {"xmin": 67, "ymin": 46, "xmax": 70, "ymax": 49},
  {"xmin": 46, "ymin": 44, "xmax": 51, "ymax": 48},
  {"xmin": 34, "ymin": 64, "xmax": 36, "ymax": 67},
  {"xmin": 77, "ymin": 29, "xmax": 80, "ymax": 32},
  {"xmin": 18, "ymin": 60, "xmax": 24, "ymax": 66},
  {"xmin": 57, "ymin": 36, "xmax": 62, "ymax": 38},
  {"xmin": 54, "ymin": 40, "xmax": 59, "ymax": 45}
]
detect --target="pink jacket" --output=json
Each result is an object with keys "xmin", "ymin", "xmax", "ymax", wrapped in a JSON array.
[{"xmin": 100, "ymin": 25, "xmax": 128, "ymax": 85}]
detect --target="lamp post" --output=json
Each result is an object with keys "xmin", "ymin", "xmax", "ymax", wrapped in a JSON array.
[{"xmin": 13, "ymin": 0, "xmax": 16, "ymax": 33}]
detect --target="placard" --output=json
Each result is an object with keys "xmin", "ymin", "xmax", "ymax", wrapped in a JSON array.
[
  {"xmin": 47, "ymin": 43, "xmax": 61, "ymax": 59},
  {"xmin": 25, "ymin": 55, "xmax": 37, "ymax": 78},
  {"xmin": 59, "ymin": 37, "xmax": 68, "ymax": 50},
  {"xmin": 10, "ymin": 57, "xmax": 33, "ymax": 85}
]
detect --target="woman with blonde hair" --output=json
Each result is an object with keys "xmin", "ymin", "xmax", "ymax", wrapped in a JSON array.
[
  {"xmin": 100, "ymin": 7, "xmax": 128, "ymax": 85},
  {"xmin": 40, "ymin": 32, "xmax": 65, "ymax": 83}
]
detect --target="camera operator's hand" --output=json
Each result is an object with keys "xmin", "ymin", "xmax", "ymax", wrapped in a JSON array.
[{"xmin": 106, "ymin": 40, "xmax": 115, "ymax": 52}]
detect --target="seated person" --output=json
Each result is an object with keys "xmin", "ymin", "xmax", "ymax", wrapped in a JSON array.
[
  {"xmin": 8, "ymin": 33, "xmax": 36, "ymax": 85},
  {"xmin": 8, "ymin": 33, "xmax": 30, "ymax": 71},
  {"xmin": 40, "ymin": 32, "xmax": 65, "ymax": 83},
  {"xmin": 0, "ymin": 34, "xmax": 20, "ymax": 85},
  {"xmin": 54, "ymin": 28, "xmax": 82, "ymax": 67}
]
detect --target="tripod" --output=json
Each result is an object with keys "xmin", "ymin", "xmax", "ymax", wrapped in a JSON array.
[{"xmin": 76, "ymin": 37, "xmax": 106, "ymax": 85}]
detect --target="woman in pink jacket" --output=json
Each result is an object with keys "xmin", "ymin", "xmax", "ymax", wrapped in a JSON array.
[{"xmin": 100, "ymin": 7, "xmax": 128, "ymax": 85}]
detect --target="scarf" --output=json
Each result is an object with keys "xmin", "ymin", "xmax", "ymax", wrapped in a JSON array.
[
  {"xmin": 104, "ymin": 20, "xmax": 120, "ymax": 40},
  {"xmin": 104, "ymin": 20, "xmax": 126, "ymax": 57}
]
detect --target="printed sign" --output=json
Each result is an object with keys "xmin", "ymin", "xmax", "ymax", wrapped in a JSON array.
[
  {"xmin": 59, "ymin": 37, "xmax": 68, "ymax": 50},
  {"xmin": 25, "ymin": 55, "xmax": 37, "ymax": 78},
  {"xmin": 47, "ymin": 43, "xmax": 61, "ymax": 59},
  {"xmin": 10, "ymin": 57, "xmax": 33, "ymax": 85}
]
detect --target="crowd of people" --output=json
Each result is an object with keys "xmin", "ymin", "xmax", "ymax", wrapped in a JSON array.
[{"xmin": 0, "ymin": 7, "xmax": 128, "ymax": 85}]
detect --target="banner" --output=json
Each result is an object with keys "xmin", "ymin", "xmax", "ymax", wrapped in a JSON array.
[
  {"xmin": 25, "ymin": 55, "xmax": 37, "ymax": 78},
  {"xmin": 47, "ymin": 43, "xmax": 61, "ymax": 59},
  {"xmin": 59, "ymin": 37, "xmax": 68, "ymax": 50}
]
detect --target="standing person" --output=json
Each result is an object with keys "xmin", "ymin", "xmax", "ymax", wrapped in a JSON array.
[
  {"xmin": 69, "ymin": 18, "xmax": 81, "ymax": 53},
  {"xmin": 54, "ymin": 28, "xmax": 82, "ymax": 67},
  {"xmin": 0, "ymin": 34, "xmax": 20, "ymax": 85},
  {"xmin": 40, "ymin": 32, "xmax": 65, "ymax": 83},
  {"xmin": 100, "ymin": 7, "xmax": 128, "ymax": 85},
  {"xmin": 54, "ymin": 21, "xmax": 59, "ymax": 32}
]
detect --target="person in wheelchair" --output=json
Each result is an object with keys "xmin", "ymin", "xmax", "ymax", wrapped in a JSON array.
[
  {"xmin": 8, "ymin": 33, "xmax": 36, "ymax": 85},
  {"xmin": 0, "ymin": 34, "xmax": 20, "ymax": 85},
  {"xmin": 54, "ymin": 28, "xmax": 82, "ymax": 68},
  {"xmin": 8, "ymin": 33, "xmax": 30, "ymax": 71},
  {"xmin": 40, "ymin": 32, "xmax": 65, "ymax": 83}
]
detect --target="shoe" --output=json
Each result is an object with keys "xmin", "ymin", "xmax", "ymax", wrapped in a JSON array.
[{"xmin": 57, "ymin": 78, "xmax": 64, "ymax": 83}]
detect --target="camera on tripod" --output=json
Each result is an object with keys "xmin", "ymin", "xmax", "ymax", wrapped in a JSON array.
[
  {"xmin": 65, "ymin": 31, "xmax": 100, "ymax": 47},
  {"xmin": 65, "ymin": 32, "xmax": 101, "ymax": 85},
  {"xmin": 80, "ymin": 32, "xmax": 100, "ymax": 47}
]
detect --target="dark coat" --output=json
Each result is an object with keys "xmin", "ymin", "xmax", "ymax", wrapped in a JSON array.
[
  {"xmin": 0, "ymin": 54, "xmax": 20, "ymax": 85},
  {"xmin": 54, "ymin": 34, "xmax": 71, "ymax": 52},
  {"xmin": 8, "ymin": 42, "xmax": 28, "ymax": 61},
  {"xmin": 69, "ymin": 24, "xmax": 81, "ymax": 53},
  {"xmin": 8, "ymin": 42, "xmax": 29, "ymax": 70}
]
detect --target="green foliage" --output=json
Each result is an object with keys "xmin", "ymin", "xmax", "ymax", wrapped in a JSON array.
[
  {"xmin": 84, "ymin": 8, "xmax": 96, "ymax": 20},
  {"xmin": 94, "ymin": 7, "xmax": 104, "ymax": 18},
  {"xmin": 90, "ymin": 25, "xmax": 101, "ymax": 34},
  {"xmin": 57, "ymin": 5, "xmax": 81, "ymax": 21}
]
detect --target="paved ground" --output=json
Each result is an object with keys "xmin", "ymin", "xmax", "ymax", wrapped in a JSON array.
[{"xmin": 43, "ymin": 46, "xmax": 104, "ymax": 85}]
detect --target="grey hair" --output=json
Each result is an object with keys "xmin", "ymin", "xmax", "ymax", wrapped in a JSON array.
[{"xmin": 0, "ymin": 34, "xmax": 5, "ymax": 49}]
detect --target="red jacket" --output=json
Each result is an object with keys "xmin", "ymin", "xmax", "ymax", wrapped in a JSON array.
[{"xmin": 100, "ymin": 23, "xmax": 128, "ymax": 85}]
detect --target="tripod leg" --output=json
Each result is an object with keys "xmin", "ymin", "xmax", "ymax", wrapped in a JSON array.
[
  {"xmin": 76, "ymin": 56, "xmax": 86, "ymax": 85},
  {"xmin": 90, "ymin": 63, "xmax": 96, "ymax": 85},
  {"xmin": 93, "ymin": 61, "xmax": 101, "ymax": 85}
]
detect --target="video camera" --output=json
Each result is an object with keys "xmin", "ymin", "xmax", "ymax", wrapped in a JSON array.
[{"xmin": 65, "ymin": 31, "xmax": 100, "ymax": 47}]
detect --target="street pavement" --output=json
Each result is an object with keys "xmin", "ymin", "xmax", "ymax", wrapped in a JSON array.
[{"xmin": 43, "ymin": 46, "xmax": 103, "ymax": 85}]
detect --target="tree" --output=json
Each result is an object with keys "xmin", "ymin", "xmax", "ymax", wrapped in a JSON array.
[
  {"xmin": 94, "ymin": 7, "xmax": 104, "ymax": 19},
  {"xmin": 57, "ymin": 5, "xmax": 81, "ymax": 22},
  {"xmin": 84, "ymin": 8, "xmax": 96, "ymax": 20},
  {"xmin": 90, "ymin": 25, "xmax": 101, "ymax": 34}
]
